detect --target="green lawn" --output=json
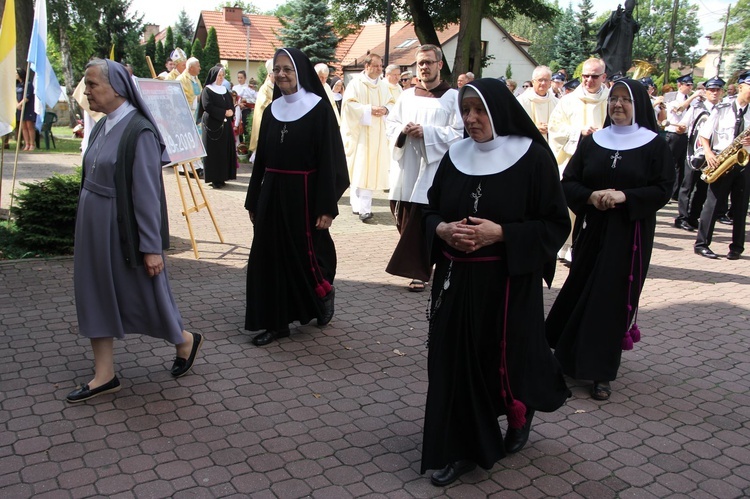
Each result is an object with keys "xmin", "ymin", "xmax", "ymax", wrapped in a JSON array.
[{"xmin": 4, "ymin": 125, "xmax": 82, "ymax": 155}]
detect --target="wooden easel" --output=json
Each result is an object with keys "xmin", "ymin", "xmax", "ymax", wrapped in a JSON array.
[{"xmin": 171, "ymin": 159, "xmax": 224, "ymax": 258}]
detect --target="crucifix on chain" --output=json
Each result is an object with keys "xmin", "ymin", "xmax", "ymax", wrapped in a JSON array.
[
  {"xmin": 610, "ymin": 151, "xmax": 622, "ymax": 169},
  {"xmin": 471, "ymin": 181, "xmax": 482, "ymax": 214},
  {"xmin": 280, "ymin": 124, "xmax": 288, "ymax": 143}
]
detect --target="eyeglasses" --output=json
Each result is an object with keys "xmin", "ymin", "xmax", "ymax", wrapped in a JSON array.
[
  {"xmin": 417, "ymin": 60, "xmax": 438, "ymax": 67},
  {"xmin": 272, "ymin": 66, "xmax": 295, "ymax": 75},
  {"xmin": 582, "ymin": 73, "xmax": 603, "ymax": 80},
  {"xmin": 608, "ymin": 96, "xmax": 633, "ymax": 105},
  {"xmin": 533, "ymin": 78, "xmax": 551, "ymax": 83},
  {"xmin": 400, "ymin": 78, "xmax": 409, "ymax": 82}
]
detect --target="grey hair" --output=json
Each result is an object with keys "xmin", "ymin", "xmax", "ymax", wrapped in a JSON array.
[
  {"xmin": 186, "ymin": 57, "xmax": 200, "ymax": 69},
  {"xmin": 466, "ymin": 72, "xmax": 475, "ymax": 79},
  {"xmin": 532, "ymin": 66, "xmax": 552, "ymax": 81},
  {"xmin": 385, "ymin": 64, "xmax": 400, "ymax": 74},
  {"xmin": 314, "ymin": 63, "xmax": 330, "ymax": 76},
  {"xmin": 85, "ymin": 58, "xmax": 110, "ymax": 84}
]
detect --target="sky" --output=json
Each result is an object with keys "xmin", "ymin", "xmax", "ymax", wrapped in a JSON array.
[{"xmin": 129, "ymin": 0, "xmax": 734, "ymax": 52}]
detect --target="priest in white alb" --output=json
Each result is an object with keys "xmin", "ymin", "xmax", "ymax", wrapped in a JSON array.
[
  {"xmin": 517, "ymin": 65, "xmax": 558, "ymax": 142},
  {"xmin": 340, "ymin": 53, "xmax": 395, "ymax": 221}
]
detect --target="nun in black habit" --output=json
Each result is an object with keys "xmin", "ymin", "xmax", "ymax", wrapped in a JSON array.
[
  {"xmin": 199, "ymin": 66, "xmax": 237, "ymax": 188},
  {"xmin": 244, "ymin": 48, "xmax": 349, "ymax": 347},
  {"xmin": 421, "ymin": 78, "xmax": 571, "ymax": 486},
  {"xmin": 68, "ymin": 59, "xmax": 203, "ymax": 403},
  {"xmin": 545, "ymin": 78, "xmax": 674, "ymax": 401}
]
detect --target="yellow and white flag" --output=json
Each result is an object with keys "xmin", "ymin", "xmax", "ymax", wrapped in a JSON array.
[{"xmin": 0, "ymin": 0, "xmax": 16, "ymax": 136}]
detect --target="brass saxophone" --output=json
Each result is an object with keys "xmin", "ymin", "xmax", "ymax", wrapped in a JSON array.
[{"xmin": 701, "ymin": 127, "xmax": 750, "ymax": 183}]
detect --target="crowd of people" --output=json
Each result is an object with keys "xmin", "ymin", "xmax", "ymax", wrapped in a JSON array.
[{"xmin": 65, "ymin": 46, "xmax": 749, "ymax": 489}]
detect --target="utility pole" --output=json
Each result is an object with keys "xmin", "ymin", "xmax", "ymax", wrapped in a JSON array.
[
  {"xmin": 715, "ymin": 4, "xmax": 731, "ymax": 78},
  {"xmin": 384, "ymin": 0, "xmax": 392, "ymax": 67},
  {"xmin": 664, "ymin": 0, "xmax": 679, "ymax": 86}
]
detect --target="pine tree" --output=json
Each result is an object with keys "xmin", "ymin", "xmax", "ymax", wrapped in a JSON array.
[
  {"xmin": 164, "ymin": 27, "xmax": 175, "ymax": 56},
  {"xmin": 728, "ymin": 36, "xmax": 750, "ymax": 79},
  {"xmin": 576, "ymin": 0, "xmax": 596, "ymax": 57},
  {"xmin": 202, "ymin": 28, "xmax": 221, "ymax": 83},
  {"xmin": 174, "ymin": 8, "xmax": 194, "ymax": 40},
  {"xmin": 175, "ymin": 34, "xmax": 187, "ymax": 56},
  {"xmin": 553, "ymin": 4, "xmax": 583, "ymax": 74},
  {"xmin": 155, "ymin": 40, "xmax": 165, "ymax": 69},
  {"xmin": 278, "ymin": 0, "xmax": 338, "ymax": 64}
]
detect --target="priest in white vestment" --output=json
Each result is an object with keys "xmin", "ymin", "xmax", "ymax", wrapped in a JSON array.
[
  {"xmin": 385, "ymin": 44, "xmax": 463, "ymax": 290},
  {"xmin": 340, "ymin": 54, "xmax": 395, "ymax": 220},
  {"xmin": 548, "ymin": 58, "xmax": 609, "ymax": 263},
  {"xmin": 517, "ymin": 66, "xmax": 558, "ymax": 142}
]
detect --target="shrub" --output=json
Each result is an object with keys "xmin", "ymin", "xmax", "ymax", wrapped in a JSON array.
[{"xmin": 13, "ymin": 169, "xmax": 81, "ymax": 255}]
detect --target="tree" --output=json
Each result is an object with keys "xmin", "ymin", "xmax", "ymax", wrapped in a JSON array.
[
  {"xmin": 501, "ymin": 6, "xmax": 560, "ymax": 67},
  {"xmin": 164, "ymin": 27, "xmax": 174, "ymax": 57},
  {"xmin": 174, "ymin": 8, "xmax": 194, "ymax": 40},
  {"xmin": 331, "ymin": 0, "xmax": 556, "ymax": 81},
  {"xmin": 155, "ymin": 40, "xmax": 165, "ymax": 69},
  {"xmin": 145, "ymin": 34, "xmax": 156, "ymax": 64},
  {"xmin": 278, "ymin": 0, "xmax": 338, "ymax": 64},
  {"xmin": 576, "ymin": 0, "xmax": 596, "ymax": 57},
  {"xmin": 175, "ymin": 33, "xmax": 186, "ymax": 55},
  {"xmin": 202, "ymin": 27, "xmax": 221, "ymax": 82},
  {"xmin": 552, "ymin": 3, "xmax": 582, "ymax": 74},
  {"xmin": 217, "ymin": 1, "xmax": 261, "ymax": 14},
  {"xmin": 191, "ymin": 38, "xmax": 204, "ymax": 71},
  {"xmin": 728, "ymin": 36, "xmax": 750, "ymax": 80},
  {"xmin": 631, "ymin": 0, "xmax": 700, "ymax": 67},
  {"xmin": 708, "ymin": 0, "xmax": 749, "ymax": 47}
]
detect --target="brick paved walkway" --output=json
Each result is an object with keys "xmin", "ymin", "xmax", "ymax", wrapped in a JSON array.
[{"xmin": 1, "ymin": 154, "xmax": 749, "ymax": 497}]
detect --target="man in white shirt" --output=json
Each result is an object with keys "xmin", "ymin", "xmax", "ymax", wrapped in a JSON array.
[
  {"xmin": 674, "ymin": 76, "xmax": 724, "ymax": 231},
  {"xmin": 694, "ymin": 70, "xmax": 750, "ymax": 260},
  {"xmin": 340, "ymin": 53, "xmax": 395, "ymax": 221},
  {"xmin": 157, "ymin": 58, "xmax": 174, "ymax": 79},
  {"xmin": 385, "ymin": 44, "xmax": 463, "ymax": 290},
  {"xmin": 517, "ymin": 65, "xmax": 558, "ymax": 142},
  {"xmin": 665, "ymin": 74, "xmax": 704, "ymax": 199}
]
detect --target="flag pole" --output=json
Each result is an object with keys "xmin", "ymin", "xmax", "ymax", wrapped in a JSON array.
[{"xmin": 8, "ymin": 62, "xmax": 32, "ymax": 219}]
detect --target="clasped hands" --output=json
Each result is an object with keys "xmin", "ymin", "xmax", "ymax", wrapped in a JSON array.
[
  {"xmin": 402, "ymin": 122, "xmax": 423, "ymax": 139},
  {"xmin": 589, "ymin": 189, "xmax": 626, "ymax": 211},
  {"xmin": 437, "ymin": 217, "xmax": 503, "ymax": 253}
]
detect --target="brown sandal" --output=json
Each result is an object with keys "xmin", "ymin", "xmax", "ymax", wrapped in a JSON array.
[{"xmin": 591, "ymin": 381, "xmax": 611, "ymax": 400}]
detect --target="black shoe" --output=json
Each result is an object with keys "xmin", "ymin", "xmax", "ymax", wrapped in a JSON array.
[
  {"xmin": 591, "ymin": 381, "xmax": 612, "ymax": 400},
  {"xmin": 318, "ymin": 287, "xmax": 335, "ymax": 326},
  {"xmin": 678, "ymin": 220, "xmax": 696, "ymax": 232},
  {"xmin": 694, "ymin": 247, "xmax": 719, "ymax": 259},
  {"xmin": 252, "ymin": 327, "xmax": 291, "ymax": 346},
  {"xmin": 66, "ymin": 377, "xmax": 121, "ymax": 403},
  {"xmin": 171, "ymin": 332, "xmax": 204, "ymax": 378},
  {"xmin": 727, "ymin": 251, "xmax": 741, "ymax": 260},
  {"xmin": 504, "ymin": 409, "xmax": 535, "ymax": 454},
  {"xmin": 430, "ymin": 460, "xmax": 476, "ymax": 487},
  {"xmin": 718, "ymin": 215, "xmax": 733, "ymax": 225},
  {"xmin": 359, "ymin": 212, "xmax": 373, "ymax": 222}
]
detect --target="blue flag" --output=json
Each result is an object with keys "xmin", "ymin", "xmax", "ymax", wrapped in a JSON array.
[{"xmin": 27, "ymin": 0, "xmax": 62, "ymax": 131}]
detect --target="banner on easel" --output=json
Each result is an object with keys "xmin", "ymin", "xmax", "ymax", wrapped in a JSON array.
[{"xmin": 136, "ymin": 78, "xmax": 206, "ymax": 165}]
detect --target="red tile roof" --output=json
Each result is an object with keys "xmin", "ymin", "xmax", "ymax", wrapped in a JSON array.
[{"xmin": 196, "ymin": 11, "xmax": 284, "ymax": 62}]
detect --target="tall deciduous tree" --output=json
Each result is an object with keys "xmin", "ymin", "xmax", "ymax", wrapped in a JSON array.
[
  {"xmin": 278, "ymin": 0, "xmax": 338, "ymax": 64},
  {"xmin": 708, "ymin": 0, "xmax": 749, "ymax": 47},
  {"xmin": 501, "ymin": 5, "xmax": 560, "ymax": 67},
  {"xmin": 202, "ymin": 27, "xmax": 221, "ymax": 83},
  {"xmin": 174, "ymin": 8, "xmax": 194, "ymax": 40},
  {"xmin": 631, "ymin": 0, "xmax": 700, "ymax": 67}
]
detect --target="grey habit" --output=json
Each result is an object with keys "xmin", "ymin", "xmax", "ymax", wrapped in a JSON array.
[{"xmin": 73, "ymin": 60, "xmax": 184, "ymax": 343}]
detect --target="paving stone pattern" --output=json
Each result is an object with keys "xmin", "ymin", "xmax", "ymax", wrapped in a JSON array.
[{"xmin": 1, "ymin": 155, "xmax": 750, "ymax": 498}]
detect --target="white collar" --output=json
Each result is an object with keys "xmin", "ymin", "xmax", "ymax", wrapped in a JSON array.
[
  {"xmin": 208, "ymin": 83, "xmax": 227, "ymax": 94},
  {"xmin": 449, "ymin": 135, "xmax": 532, "ymax": 175},
  {"xmin": 105, "ymin": 101, "xmax": 135, "ymax": 134},
  {"xmin": 271, "ymin": 86, "xmax": 322, "ymax": 121},
  {"xmin": 592, "ymin": 124, "xmax": 657, "ymax": 151}
]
